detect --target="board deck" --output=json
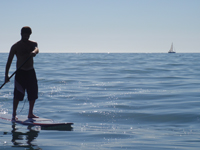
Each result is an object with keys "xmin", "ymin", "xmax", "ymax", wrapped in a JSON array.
[{"xmin": 0, "ymin": 113, "xmax": 73, "ymax": 130}]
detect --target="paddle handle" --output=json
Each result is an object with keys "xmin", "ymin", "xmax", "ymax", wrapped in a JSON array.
[{"xmin": 0, "ymin": 55, "xmax": 33, "ymax": 89}]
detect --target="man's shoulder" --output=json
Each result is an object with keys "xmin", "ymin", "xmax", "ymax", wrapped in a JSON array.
[
  {"xmin": 29, "ymin": 40, "xmax": 38, "ymax": 47},
  {"xmin": 12, "ymin": 40, "xmax": 37, "ymax": 47},
  {"xmin": 11, "ymin": 41, "xmax": 21, "ymax": 49},
  {"xmin": 29, "ymin": 40, "xmax": 37, "ymax": 44},
  {"xmin": 13, "ymin": 40, "xmax": 21, "ymax": 45}
]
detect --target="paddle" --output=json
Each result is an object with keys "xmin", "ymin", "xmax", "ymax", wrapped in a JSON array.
[{"xmin": 0, "ymin": 55, "xmax": 33, "ymax": 89}]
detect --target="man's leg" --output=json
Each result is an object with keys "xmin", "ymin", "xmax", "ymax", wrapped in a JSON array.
[
  {"xmin": 28, "ymin": 100, "xmax": 38, "ymax": 118},
  {"xmin": 12, "ymin": 99, "xmax": 19, "ymax": 120}
]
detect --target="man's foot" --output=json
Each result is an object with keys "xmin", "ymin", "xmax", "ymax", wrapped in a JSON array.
[
  {"xmin": 12, "ymin": 116, "xmax": 18, "ymax": 121},
  {"xmin": 28, "ymin": 114, "xmax": 39, "ymax": 118}
]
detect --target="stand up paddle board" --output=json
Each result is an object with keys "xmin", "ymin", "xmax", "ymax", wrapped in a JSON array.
[{"xmin": 0, "ymin": 113, "xmax": 73, "ymax": 130}]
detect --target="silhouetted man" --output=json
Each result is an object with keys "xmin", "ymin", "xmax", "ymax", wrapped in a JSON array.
[{"xmin": 5, "ymin": 26, "xmax": 39, "ymax": 120}]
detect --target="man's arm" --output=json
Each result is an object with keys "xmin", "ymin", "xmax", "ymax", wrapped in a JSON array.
[
  {"xmin": 5, "ymin": 46, "xmax": 15, "ymax": 82},
  {"xmin": 31, "ymin": 42, "xmax": 39, "ymax": 57}
]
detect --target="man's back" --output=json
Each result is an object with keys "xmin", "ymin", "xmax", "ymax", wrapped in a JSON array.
[{"xmin": 12, "ymin": 40, "xmax": 37, "ymax": 70}]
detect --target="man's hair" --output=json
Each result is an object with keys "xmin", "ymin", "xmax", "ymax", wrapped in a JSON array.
[{"xmin": 21, "ymin": 26, "xmax": 32, "ymax": 35}]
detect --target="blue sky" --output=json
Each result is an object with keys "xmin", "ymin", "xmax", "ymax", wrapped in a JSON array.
[{"xmin": 0, "ymin": 0, "xmax": 199, "ymax": 53}]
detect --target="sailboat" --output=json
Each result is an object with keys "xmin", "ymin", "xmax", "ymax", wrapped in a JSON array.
[{"xmin": 168, "ymin": 43, "xmax": 176, "ymax": 53}]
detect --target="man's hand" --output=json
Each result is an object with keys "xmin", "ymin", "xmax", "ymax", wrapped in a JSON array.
[
  {"xmin": 5, "ymin": 75, "xmax": 10, "ymax": 83},
  {"xmin": 31, "ymin": 46, "xmax": 39, "ymax": 57},
  {"xmin": 31, "ymin": 51, "xmax": 36, "ymax": 57}
]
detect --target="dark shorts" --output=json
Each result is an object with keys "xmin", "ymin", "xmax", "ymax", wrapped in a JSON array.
[{"xmin": 14, "ymin": 69, "xmax": 38, "ymax": 101}]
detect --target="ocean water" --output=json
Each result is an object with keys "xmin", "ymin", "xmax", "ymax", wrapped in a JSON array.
[{"xmin": 0, "ymin": 53, "xmax": 200, "ymax": 150}]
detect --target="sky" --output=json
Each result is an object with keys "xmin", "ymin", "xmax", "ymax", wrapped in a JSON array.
[{"xmin": 0, "ymin": 0, "xmax": 199, "ymax": 53}]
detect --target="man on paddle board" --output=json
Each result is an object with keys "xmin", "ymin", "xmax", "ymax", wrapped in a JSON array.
[{"xmin": 4, "ymin": 26, "xmax": 39, "ymax": 120}]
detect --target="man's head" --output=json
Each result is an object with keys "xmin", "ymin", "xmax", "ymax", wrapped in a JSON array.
[
  {"xmin": 21, "ymin": 26, "xmax": 32, "ymax": 42},
  {"xmin": 21, "ymin": 26, "xmax": 32, "ymax": 35}
]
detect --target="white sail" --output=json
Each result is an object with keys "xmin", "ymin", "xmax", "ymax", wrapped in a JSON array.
[{"xmin": 168, "ymin": 43, "xmax": 176, "ymax": 53}]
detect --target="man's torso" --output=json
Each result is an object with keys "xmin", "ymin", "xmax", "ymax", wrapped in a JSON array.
[{"xmin": 13, "ymin": 40, "xmax": 37, "ymax": 70}]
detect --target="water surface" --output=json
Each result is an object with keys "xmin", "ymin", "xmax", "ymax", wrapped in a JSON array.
[{"xmin": 0, "ymin": 53, "xmax": 200, "ymax": 149}]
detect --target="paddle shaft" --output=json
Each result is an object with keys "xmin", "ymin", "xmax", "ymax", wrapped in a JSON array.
[{"xmin": 0, "ymin": 55, "xmax": 33, "ymax": 89}]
